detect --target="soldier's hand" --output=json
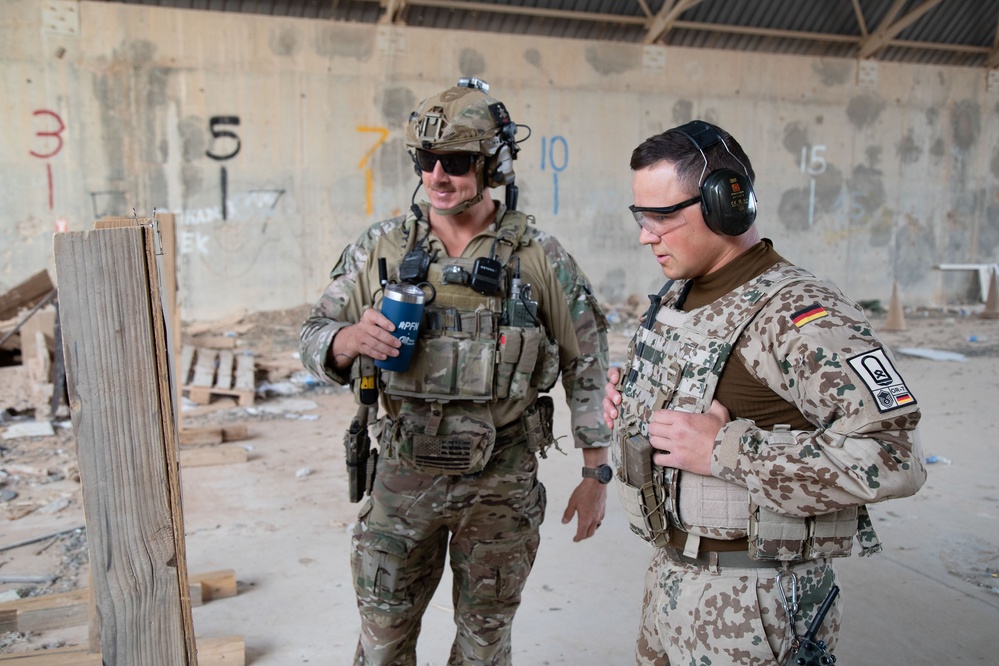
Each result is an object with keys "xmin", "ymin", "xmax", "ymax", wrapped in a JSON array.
[
  {"xmin": 602, "ymin": 366, "xmax": 622, "ymax": 428},
  {"xmin": 562, "ymin": 480, "xmax": 607, "ymax": 542},
  {"xmin": 330, "ymin": 307, "xmax": 401, "ymax": 370},
  {"xmin": 647, "ymin": 399, "xmax": 730, "ymax": 476}
]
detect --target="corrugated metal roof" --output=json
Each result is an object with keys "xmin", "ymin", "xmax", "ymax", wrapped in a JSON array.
[{"xmin": 94, "ymin": 0, "xmax": 999, "ymax": 68}]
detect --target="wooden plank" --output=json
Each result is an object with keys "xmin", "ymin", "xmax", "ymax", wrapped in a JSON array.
[
  {"xmin": 0, "ymin": 636, "xmax": 241, "ymax": 665},
  {"xmin": 54, "ymin": 226, "xmax": 195, "ymax": 663},
  {"xmin": 191, "ymin": 348, "xmax": 219, "ymax": 387},
  {"xmin": 195, "ymin": 635, "xmax": 245, "ymax": 665},
  {"xmin": 20, "ymin": 310, "xmax": 55, "ymax": 367},
  {"xmin": 179, "ymin": 345, "xmax": 196, "ymax": 386},
  {"xmin": 233, "ymin": 352, "xmax": 254, "ymax": 392},
  {"xmin": 0, "ymin": 271, "xmax": 54, "ymax": 321},
  {"xmin": 191, "ymin": 569, "xmax": 237, "ymax": 602},
  {"xmin": 179, "ymin": 427, "xmax": 223, "ymax": 447},
  {"xmin": 179, "ymin": 444, "xmax": 248, "ymax": 467},
  {"xmin": 216, "ymin": 349, "xmax": 234, "ymax": 389},
  {"xmin": 0, "ymin": 647, "xmax": 102, "ymax": 664},
  {"xmin": 179, "ymin": 424, "xmax": 248, "ymax": 447},
  {"xmin": 180, "ymin": 397, "xmax": 238, "ymax": 417},
  {"xmin": 188, "ymin": 335, "xmax": 238, "ymax": 349},
  {"xmin": 0, "ymin": 570, "xmax": 237, "ymax": 633}
]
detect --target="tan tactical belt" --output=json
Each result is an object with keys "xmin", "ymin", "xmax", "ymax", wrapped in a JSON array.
[
  {"xmin": 664, "ymin": 529, "xmax": 787, "ymax": 569},
  {"xmin": 667, "ymin": 529, "xmax": 748, "ymax": 553},
  {"xmin": 664, "ymin": 545, "xmax": 787, "ymax": 569}
]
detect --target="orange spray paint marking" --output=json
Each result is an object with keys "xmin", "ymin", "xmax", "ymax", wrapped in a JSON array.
[{"xmin": 357, "ymin": 126, "xmax": 390, "ymax": 216}]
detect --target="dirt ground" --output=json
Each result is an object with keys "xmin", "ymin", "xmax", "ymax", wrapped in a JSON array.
[{"xmin": 0, "ymin": 302, "xmax": 997, "ymax": 663}]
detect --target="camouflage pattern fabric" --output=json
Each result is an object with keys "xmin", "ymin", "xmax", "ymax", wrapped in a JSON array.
[
  {"xmin": 351, "ymin": 440, "xmax": 546, "ymax": 665},
  {"xmin": 300, "ymin": 202, "xmax": 609, "ymax": 664},
  {"xmin": 617, "ymin": 250, "xmax": 924, "ymax": 664},
  {"xmin": 636, "ymin": 551, "xmax": 840, "ymax": 665},
  {"xmin": 300, "ymin": 202, "xmax": 611, "ymax": 449},
  {"xmin": 405, "ymin": 85, "xmax": 506, "ymax": 155}
]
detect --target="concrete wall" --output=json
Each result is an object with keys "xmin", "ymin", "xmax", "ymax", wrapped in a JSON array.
[{"xmin": 3, "ymin": 0, "xmax": 998, "ymax": 321}]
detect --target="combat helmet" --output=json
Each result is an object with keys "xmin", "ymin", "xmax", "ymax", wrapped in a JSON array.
[{"xmin": 406, "ymin": 78, "xmax": 522, "ymax": 214}]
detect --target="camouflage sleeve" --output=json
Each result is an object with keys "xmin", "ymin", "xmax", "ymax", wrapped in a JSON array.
[
  {"xmin": 299, "ymin": 222, "xmax": 387, "ymax": 385},
  {"xmin": 711, "ymin": 281, "xmax": 927, "ymax": 517},
  {"xmin": 535, "ymin": 232, "xmax": 613, "ymax": 449}
]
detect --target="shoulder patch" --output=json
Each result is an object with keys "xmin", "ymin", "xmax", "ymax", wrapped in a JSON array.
[
  {"xmin": 847, "ymin": 347, "xmax": 916, "ymax": 412},
  {"xmin": 791, "ymin": 303, "xmax": 828, "ymax": 327}
]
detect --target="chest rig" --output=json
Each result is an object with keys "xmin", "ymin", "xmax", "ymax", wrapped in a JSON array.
[
  {"xmin": 380, "ymin": 211, "xmax": 559, "ymax": 475},
  {"xmin": 616, "ymin": 263, "xmax": 873, "ymax": 561}
]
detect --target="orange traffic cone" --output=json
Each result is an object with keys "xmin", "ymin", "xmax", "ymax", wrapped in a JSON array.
[
  {"xmin": 883, "ymin": 281, "xmax": 907, "ymax": 331},
  {"xmin": 980, "ymin": 268, "xmax": 999, "ymax": 319}
]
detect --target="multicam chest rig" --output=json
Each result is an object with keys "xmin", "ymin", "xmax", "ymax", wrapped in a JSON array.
[
  {"xmin": 356, "ymin": 210, "xmax": 560, "ymax": 481},
  {"xmin": 615, "ymin": 263, "xmax": 872, "ymax": 562}
]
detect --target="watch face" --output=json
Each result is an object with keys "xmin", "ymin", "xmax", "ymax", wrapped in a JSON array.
[{"xmin": 585, "ymin": 465, "xmax": 613, "ymax": 484}]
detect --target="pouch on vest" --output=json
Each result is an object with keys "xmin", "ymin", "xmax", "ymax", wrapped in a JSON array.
[
  {"xmin": 383, "ymin": 334, "xmax": 496, "ymax": 401},
  {"xmin": 391, "ymin": 401, "xmax": 496, "ymax": 475},
  {"xmin": 522, "ymin": 395, "xmax": 556, "ymax": 457},
  {"xmin": 748, "ymin": 503, "xmax": 859, "ymax": 561},
  {"xmin": 616, "ymin": 432, "xmax": 670, "ymax": 547},
  {"xmin": 676, "ymin": 473, "xmax": 750, "ymax": 540}
]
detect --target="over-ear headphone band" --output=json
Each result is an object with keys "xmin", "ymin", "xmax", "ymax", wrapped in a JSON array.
[{"xmin": 671, "ymin": 120, "xmax": 757, "ymax": 236}]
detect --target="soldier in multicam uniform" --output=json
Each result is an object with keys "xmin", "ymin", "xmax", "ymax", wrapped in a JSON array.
[
  {"xmin": 300, "ymin": 79, "xmax": 613, "ymax": 665},
  {"xmin": 602, "ymin": 120, "xmax": 927, "ymax": 665}
]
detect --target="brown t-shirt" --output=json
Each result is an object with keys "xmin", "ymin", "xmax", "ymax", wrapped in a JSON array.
[{"xmin": 682, "ymin": 240, "xmax": 812, "ymax": 430}]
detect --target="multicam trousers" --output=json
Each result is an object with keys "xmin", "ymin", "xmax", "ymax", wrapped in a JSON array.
[
  {"xmin": 351, "ymin": 439, "xmax": 547, "ymax": 666},
  {"xmin": 636, "ymin": 549, "xmax": 841, "ymax": 665}
]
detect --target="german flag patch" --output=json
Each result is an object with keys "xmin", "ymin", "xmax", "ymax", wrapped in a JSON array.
[{"xmin": 791, "ymin": 303, "xmax": 828, "ymax": 328}]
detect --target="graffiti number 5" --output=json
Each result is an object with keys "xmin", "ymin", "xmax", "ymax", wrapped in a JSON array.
[{"xmin": 207, "ymin": 116, "xmax": 241, "ymax": 161}]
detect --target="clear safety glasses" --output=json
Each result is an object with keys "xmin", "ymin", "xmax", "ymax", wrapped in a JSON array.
[{"xmin": 628, "ymin": 196, "xmax": 701, "ymax": 236}]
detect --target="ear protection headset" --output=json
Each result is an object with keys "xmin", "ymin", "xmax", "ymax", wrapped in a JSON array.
[{"xmin": 673, "ymin": 120, "xmax": 757, "ymax": 236}]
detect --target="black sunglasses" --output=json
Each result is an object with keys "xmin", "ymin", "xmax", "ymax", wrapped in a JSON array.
[{"xmin": 414, "ymin": 149, "xmax": 476, "ymax": 176}]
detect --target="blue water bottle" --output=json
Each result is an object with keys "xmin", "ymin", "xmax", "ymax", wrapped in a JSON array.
[{"xmin": 375, "ymin": 283, "xmax": 425, "ymax": 372}]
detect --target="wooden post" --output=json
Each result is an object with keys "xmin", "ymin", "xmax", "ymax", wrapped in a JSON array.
[{"xmin": 54, "ymin": 223, "xmax": 196, "ymax": 665}]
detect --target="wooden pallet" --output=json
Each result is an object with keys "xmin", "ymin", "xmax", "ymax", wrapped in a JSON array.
[{"xmin": 179, "ymin": 345, "xmax": 255, "ymax": 406}]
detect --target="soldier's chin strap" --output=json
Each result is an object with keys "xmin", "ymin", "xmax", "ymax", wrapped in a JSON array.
[
  {"xmin": 431, "ymin": 191, "xmax": 484, "ymax": 216},
  {"xmin": 430, "ymin": 155, "xmax": 487, "ymax": 217}
]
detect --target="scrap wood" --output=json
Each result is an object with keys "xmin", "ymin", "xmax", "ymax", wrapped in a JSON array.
[
  {"xmin": 0, "ymin": 635, "xmax": 244, "ymax": 665},
  {"xmin": 0, "ymin": 271, "xmax": 54, "ymax": 323},
  {"xmin": 180, "ymin": 424, "xmax": 250, "ymax": 447},
  {"xmin": 180, "ymin": 345, "xmax": 256, "ymax": 407},
  {"xmin": 0, "ymin": 570, "xmax": 238, "ymax": 633}
]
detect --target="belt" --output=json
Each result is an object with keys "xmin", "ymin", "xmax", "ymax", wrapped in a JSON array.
[{"xmin": 664, "ymin": 530, "xmax": 787, "ymax": 569}]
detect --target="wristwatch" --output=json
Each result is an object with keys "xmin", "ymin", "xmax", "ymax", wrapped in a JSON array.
[{"xmin": 582, "ymin": 464, "xmax": 613, "ymax": 484}]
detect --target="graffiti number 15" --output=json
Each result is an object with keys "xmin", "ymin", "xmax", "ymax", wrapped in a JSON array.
[{"xmin": 800, "ymin": 144, "xmax": 827, "ymax": 176}]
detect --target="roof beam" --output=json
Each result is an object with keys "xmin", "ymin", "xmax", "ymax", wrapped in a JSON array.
[
  {"xmin": 857, "ymin": 0, "xmax": 943, "ymax": 59},
  {"xmin": 851, "ymin": 0, "xmax": 869, "ymax": 37},
  {"xmin": 988, "ymin": 9, "xmax": 999, "ymax": 68},
  {"xmin": 379, "ymin": 0, "xmax": 406, "ymax": 24},
  {"xmin": 643, "ymin": 0, "xmax": 706, "ymax": 45},
  {"xmin": 399, "ymin": 0, "xmax": 647, "ymax": 25}
]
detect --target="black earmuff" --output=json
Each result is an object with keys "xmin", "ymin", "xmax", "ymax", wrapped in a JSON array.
[{"xmin": 673, "ymin": 120, "xmax": 757, "ymax": 236}]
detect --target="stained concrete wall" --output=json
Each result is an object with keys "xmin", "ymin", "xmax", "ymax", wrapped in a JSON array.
[{"xmin": 3, "ymin": 0, "xmax": 998, "ymax": 321}]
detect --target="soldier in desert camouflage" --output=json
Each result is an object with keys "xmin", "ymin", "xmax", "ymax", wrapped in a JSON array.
[
  {"xmin": 301, "ymin": 78, "xmax": 612, "ymax": 665},
  {"xmin": 601, "ymin": 121, "xmax": 926, "ymax": 665}
]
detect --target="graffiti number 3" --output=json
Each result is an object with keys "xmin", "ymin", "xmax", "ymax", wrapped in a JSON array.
[{"xmin": 30, "ymin": 109, "xmax": 65, "ymax": 159}]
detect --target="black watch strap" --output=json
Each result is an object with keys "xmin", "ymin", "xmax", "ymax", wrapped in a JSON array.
[{"xmin": 582, "ymin": 464, "xmax": 613, "ymax": 484}]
